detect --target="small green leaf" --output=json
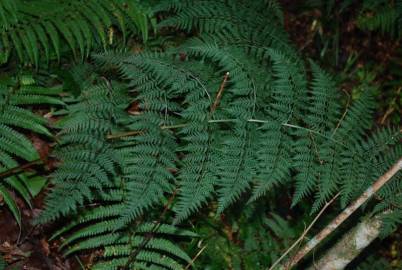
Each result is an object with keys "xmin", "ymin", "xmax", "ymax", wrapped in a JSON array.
[
  {"xmin": 24, "ymin": 175, "xmax": 47, "ymax": 198},
  {"xmin": 0, "ymin": 184, "xmax": 21, "ymax": 227}
]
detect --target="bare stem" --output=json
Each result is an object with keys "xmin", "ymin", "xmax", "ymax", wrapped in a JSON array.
[
  {"xmin": 268, "ymin": 193, "xmax": 340, "ymax": 270},
  {"xmin": 280, "ymin": 157, "xmax": 402, "ymax": 270},
  {"xmin": 107, "ymin": 124, "xmax": 187, "ymax": 140},
  {"xmin": 210, "ymin": 72, "xmax": 229, "ymax": 113},
  {"xmin": 185, "ymin": 245, "xmax": 208, "ymax": 270}
]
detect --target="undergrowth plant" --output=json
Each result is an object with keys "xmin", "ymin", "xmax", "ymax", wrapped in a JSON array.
[
  {"xmin": 357, "ymin": 0, "xmax": 402, "ymax": 38},
  {"xmin": 0, "ymin": 0, "xmax": 399, "ymax": 269},
  {"xmin": 0, "ymin": 74, "xmax": 62, "ymax": 226},
  {"xmin": 33, "ymin": 1, "xmax": 402, "ymax": 269},
  {"xmin": 0, "ymin": 0, "xmax": 152, "ymax": 228},
  {"xmin": 0, "ymin": 0, "xmax": 152, "ymax": 66}
]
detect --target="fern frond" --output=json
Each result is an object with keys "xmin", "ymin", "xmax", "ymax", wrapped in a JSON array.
[
  {"xmin": 250, "ymin": 49, "xmax": 306, "ymax": 202},
  {"xmin": 102, "ymin": 53, "xmax": 182, "ymax": 226},
  {"xmin": 311, "ymin": 89, "xmax": 377, "ymax": 212},
  {"xmin": 358, "ymin": 0, "xmax": 402, "ymax": 37},
  {"xmin": 292, "ymin": 61, "xmax": 341, "ymax": 205},
  {"xmin": 182, "ymin": 39, "xmax": 261, "ymax": 213},
  {"xmin": 0, "ymin": 0, "xmax": 153, "ymax": 65},
  {"xmin": 37, "ymin": 83, "xmax": 124, "ymax": 223},
  {"xmin": 54, "ymin": 185, "xmax": 194, "ymax": 270},
  {"xmin": 0, "ymin": 76, "xmax": 61, "ymax": 223}
]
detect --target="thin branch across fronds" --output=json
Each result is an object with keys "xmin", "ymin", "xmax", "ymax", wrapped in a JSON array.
[
  {"xmin": 185, "ymin": 244, "xmax": 208, "ymax": 270},
  {"xmin": 268, "ymin": 193, "xmax": 340, "ymax": 270},
  {"xmin": 210, "ymin": 72, "xmax": 229, "ymax": 113},
  {"xmin": 331, "ymin": 88, "xmax": 351, "ymax": 138},
  {"xmin": 106, "ymin": 124, "xmax": 188, "ymax": 140},
  {"xmin": 107, "ymin": 117, "xmax": 343, "ymax": 146},
  {"xmin": 279, "ymin": 157, "xmax": 402, "ymax": 270}
]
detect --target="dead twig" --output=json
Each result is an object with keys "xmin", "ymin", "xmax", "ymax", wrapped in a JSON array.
[
  {"xmin": 210, "ymin": 72, "xmax": 229, "ymax": 113},
  {"xmin": 268, "ymin": 193, "xmax": 340, "ymax": 270},
  {"xmin": 184, "ymin": 244, "xmax": 208, "ymax": 270},
  {"xmin": 280, "ymin": 157, "xmax": 402, "ymax": 270}
]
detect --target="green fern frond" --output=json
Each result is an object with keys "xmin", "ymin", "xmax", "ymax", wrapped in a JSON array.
[
  {"xmin": 249, "ymin": 121, "xmax": 292, "ymax": 202},
  {"xmin": 37, "ymin": 83, "xmax": 124, "ymax": 224},
  {"xmin": 249, "ymin": 49, "xmax": 306, "ymax": 202},
  {"xmin": 36, "ymin": 2, "xmax": 402, "ymax": 269},
  {"xmin": 0, "ymin": 0, "xmax": 17, "ymax": 30},
  {"xmin": 357, "ymin": 0, "xmax": 402, "ymax": 37},
  {"xmin": 292, "ymin": 61, "xmax": 341, "ymax": 205},
  {"xmin": 311, "ymin": 89, "xmax": 377, "ymax": 212},
  {"xmin": 54, "ymin": 186, "xmax": 194, "ymax": 270},
  {"xmin": 102, "ymin": 54, "xmax": 182, "ymax": 226},
  {"xmin": 0, "ymin": 0, "xmax": 153, "ymax": 65},
  {"xmin": 182, "ymin": 39, "xmax": 260, "ymax": 213},
  {"xmin": 0, "ymin": 75, "xmax": 61, "ymax": 224}
]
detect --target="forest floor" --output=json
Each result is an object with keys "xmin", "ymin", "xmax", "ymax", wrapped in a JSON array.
[{"xmin": 0, "ymin": 3, "xmax": 401, "ymax": 269}]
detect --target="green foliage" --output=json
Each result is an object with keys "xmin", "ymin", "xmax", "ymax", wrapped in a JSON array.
[
  {"xmin": 357, "ymin": 0, "xmax": 402, "ymax": 38},
  {"xmin": 52, "ymin": 190, "xmax": 195, "ymax": 269},
  {"xmin": 39, "ymin": 80, "xmax": 193, "ymax": 269},
  {"xmin": 0, "ymin": 0, "xmax": 152, "ymax": 65},
  {"xmin": 37, "ymin": 82, "xmax": 126, "ymax": 223},
  {"xmin": 0, "ymin": 254, "xmax": 5, "ymax": 270},
  {"xmin": 353, "ymin": 255, "xmax": 392, "ymax": 270},
  {"xmin": 0, "ymin": 0, "xmax": 392, "ymax": 269},
  {"xmin": 0, "ymin": 74, "xmax": 62, "ymax": 225},
  {"xmin": 191, "ymin": 205, "xmax": 300, "ymax": 270}
]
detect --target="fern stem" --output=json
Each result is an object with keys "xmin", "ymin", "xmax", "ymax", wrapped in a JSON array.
[
  {"xmin": 108, "ymin": 119, "xmax": 344, "ymax": 146},
  {"xmin": 0, "ymin": 159, "xmax": 42, "ymax": 180},
  {"xmin": 280, "ymin": 157, "xmax": 402, "ymax": 270},
  {"xmin": 210, "ymin": 72, "xmax": 229, "ymax": 113},
  {"xmin": 210, "ymin": 119, "xmax": 344, "ymax": 145},
  {"xmin": 106, "ymin": 124, "xmax": 187, "ymax": 139},
  {"xmin": 281, "ymin": 123, "xmax": 343, "ymax": 145},
  {"xmin": 331, "ymin": 88, "xmax": 351, "ymax": 138},
  {"xmin": 123, "ymin": 189, "xmax": 178, "ymax": 269},
  {"xmin": 108, "ymin": 71, "xmax": 230, "ymax": 142},
  {"xmin": 161, "ymin": 123, "xmax": 189, "ymax": 130}
]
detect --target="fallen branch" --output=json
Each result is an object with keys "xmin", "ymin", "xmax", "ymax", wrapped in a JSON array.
[
  {"xmin": 268, "ymin": 193, "xmax": 340, "ymax": 270},
  {"xmin": 307, "ymin": 215, "xmax": 383, "ymax": 270},
  {"xmin": 279, "ymin": 157, "xmax": 402, "ymax": 269}
]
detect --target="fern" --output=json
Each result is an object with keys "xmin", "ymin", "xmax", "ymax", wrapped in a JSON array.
[
  {"xmin": 354, "ymin": 255, "xmax": 391, "ymax": 270},
  {"xmin": 113, "ymin": 53, "xmax": 181, "ymax": 226},
  {"xmin": 0, "ymin": 254, "xmax": 5, "ymax": 270},
  {"xmin": 0, "ymin": 75, "xmax": 62, "ymax": 225},
  {"xmin": 249, "ymin": 49, "xmax": 306, "ymax": 202},
  {"xmin": 37, "ymin": 82, "xmax": 125, "ymax": 223},
  {"xmin": 53, "ymin": 185, "xmax": 195, "ymax": 270},
  {"xmin": 48, "ymin": 0, "xmax": 398, "ymax": 222},
  {"xmin": 292, "ymin": 62, "xmax": 341, "ymax": 205},
  {"xmin": 0, "ymin": 0, "xmax": 152, "ymax": 65},
  {"xmin": 36, "ymin": 1, "xmax": 402, "ymax": 269},
  {"xmin": 357, "ymin": 0, "xmax": 402, "ymax": 38}
]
